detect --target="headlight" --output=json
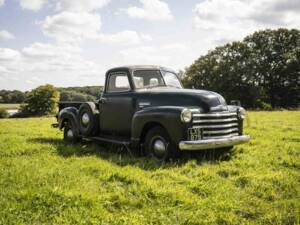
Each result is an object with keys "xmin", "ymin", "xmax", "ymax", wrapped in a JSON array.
[
  {"xmin": 238, "ymin": 107, "xmax": 247, "ymax": 120},
  {"xmin": 181, "ymin": 108, "xmax": 192, "ymax": 123}
]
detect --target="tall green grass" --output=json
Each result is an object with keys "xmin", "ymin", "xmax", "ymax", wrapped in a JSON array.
[
  {"xmin": 0, "ymin": 111, "xmax": 299, "ymax": 224},
  {"xmin": 0, "ymin": 103, "xmax": 20, "ymax": 110}
]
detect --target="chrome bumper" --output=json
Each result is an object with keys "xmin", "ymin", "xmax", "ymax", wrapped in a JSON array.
[{"xmin": 179, "ymin": 135, "xmax": 250, "ymax": 151}]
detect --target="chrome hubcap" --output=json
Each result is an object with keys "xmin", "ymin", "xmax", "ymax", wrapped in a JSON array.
[
  {"xmin": 82, "ymin": 113, "xmax": 90, "ymax": 125},
  {"xmin": 153, "ymin": 138, "xmax": 166, "ymax": 156},
  {"xmin": 67, "ymin": 129, "xmax": 74, "ymax": 138}
]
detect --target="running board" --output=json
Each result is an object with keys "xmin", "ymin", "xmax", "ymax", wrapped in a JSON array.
[{"xmin": 89, "ymin": 136, "xmax": 131, "ymax": 146}]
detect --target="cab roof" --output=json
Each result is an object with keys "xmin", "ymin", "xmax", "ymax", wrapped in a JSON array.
[{"xmin": 106, "ymin": 65, "xmax": 175, "ymax": 74}]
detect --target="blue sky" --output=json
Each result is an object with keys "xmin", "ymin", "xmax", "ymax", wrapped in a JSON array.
[{"xmin": 0, "ymin": 0, "xmax": 299, "ymax": 90}]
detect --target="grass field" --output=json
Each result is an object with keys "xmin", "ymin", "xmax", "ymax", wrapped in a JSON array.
[
  {"xmin": 0, "ymin": 112, "xmax": 299, "ymax": 224},
  {"xmin": 0, "ymin": 103, "xmax": 21, "ymax": 110}
]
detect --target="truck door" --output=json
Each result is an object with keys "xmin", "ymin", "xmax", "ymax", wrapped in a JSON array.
[{"xmin": 99, "ymin": 71, "xmax": 135, "ymax": 137}]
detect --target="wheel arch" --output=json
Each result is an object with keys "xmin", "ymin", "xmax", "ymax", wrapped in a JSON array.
[
  {"xmin": 139, "ymin": 121, "xmax": 167, "ymax": 144},
  {"xmin": 131, "ymin": 106, "xmax": 187, "ymax": 150},
  {"xmin": 58, "ymin": 107, "xmax": 80, "ymax": 136}
]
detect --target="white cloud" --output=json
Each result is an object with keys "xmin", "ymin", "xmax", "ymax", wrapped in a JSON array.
[
  {"xmin": 0, "ymin": 0, "xmax": 4, "ymax": 8},
  {"xmin": 125, "ymin": 0, "xmax": 173, "ymax": 21},
  {"xmin": 55, "ymin": 0, "xmax": 110, "ymax": 12},
  {"xmin": 193, "ymin": 0, "xmax": 300, "ymax": 45},
  {"xmin": 117, "ymin": 43, "xmax": 193, "ymax": 70},
  {"xmin": 39, "ymin": 11, "xmax": 152, "ymax": 45},
  {"xmin": 18, "ymin": 0, "xmax": 111, "ymax": 12},
  {"xmin": 0, "ymin": 30, "xmax": 15, "ymax": 40},
  {"xmin": 97, "ymin": 30, "xmax": 152, "ymax": 45},
  {"xmin": 0, "ymin": 48, "xmax": 21, "ymax": 61},
  {"xmin": 19, "ymin": 0, "xmax": 48, "ymax": 11},
  {"xmin": 0, "ymin": 43, "xmax": 106, "ymax": 90},
  {"xmin": 40, "ymin": 11, "xmax": 101, "ymax": 41},
  {"xmin": 21, "ymin": 42, "xmax": 97, "ymax": 73},
  {"xmin": 22, "ymin": 42, "xmax": 81, "ymax": 59}
]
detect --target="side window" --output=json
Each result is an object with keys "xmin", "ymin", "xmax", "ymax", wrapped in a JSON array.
[{"xmin": 107, "ymin": 72, "xmax": 130, "ymax": 93}]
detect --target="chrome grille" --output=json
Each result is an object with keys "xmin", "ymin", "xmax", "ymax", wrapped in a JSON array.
[{"xmin": 191, "ymin": 112, "xmax": 239, "ymax": 139}]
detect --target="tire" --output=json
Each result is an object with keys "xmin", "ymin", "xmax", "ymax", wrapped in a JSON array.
[
  {"xmin": 144, "ymin": 126, "xmax": 179, "ymax": 161},
  {"xmin": 78, "ymin": 102, "xmax": 99, "ymax": 136},
  {"xmin": 64, "ymin": 121, "xmax": 80, "ymax": 143}
]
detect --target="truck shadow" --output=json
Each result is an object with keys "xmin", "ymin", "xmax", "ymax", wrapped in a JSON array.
[{"xmin": 29, "ymin": 137, "xmax": 235, "ymax": 170}]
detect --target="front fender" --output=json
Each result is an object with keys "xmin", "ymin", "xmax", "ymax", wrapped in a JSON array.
[
  {"xmin": 131, "ymin": 106, "xmax": 189, "ymax": 146},
  {"xmin": 58, "ymin": 107, "xmax": 80, "ymax": 135}
]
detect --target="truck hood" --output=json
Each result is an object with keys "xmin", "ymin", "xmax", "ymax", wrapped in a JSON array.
[{"xmin": 135, "ymin": 87, "xmax": 227, "ymax": 112}]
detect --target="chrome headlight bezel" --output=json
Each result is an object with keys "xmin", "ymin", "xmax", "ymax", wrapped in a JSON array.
[
  {"xmin": 238, "ymin": 107, "xmax": 247, "ymax": 120},
  {"xmin": 181, "ymin": 108, "xmax": 192, "ymax": 123}
]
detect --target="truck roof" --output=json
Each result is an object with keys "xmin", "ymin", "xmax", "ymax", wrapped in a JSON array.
[{"xmin": 106, "ymin": 65, "xmax": 175, "ymax": 74}]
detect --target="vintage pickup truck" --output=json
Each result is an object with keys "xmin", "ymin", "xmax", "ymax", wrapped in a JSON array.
[{"xmin": 53, "ymin": 65, "xmax": 250, "ymax": 160}]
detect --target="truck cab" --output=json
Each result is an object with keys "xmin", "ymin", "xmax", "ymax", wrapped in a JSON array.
[{"xmin": 54, "ymin": 65, "xmax": 250, "ymax": 160}]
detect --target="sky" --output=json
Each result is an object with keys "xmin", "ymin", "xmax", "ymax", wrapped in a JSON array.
[{"xmin": 0, "ymin": 0, "xmax": 299, "ymax": 91}]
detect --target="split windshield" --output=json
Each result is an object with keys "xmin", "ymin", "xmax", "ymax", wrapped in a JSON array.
[{"xmin": 133, "ymin": 70, "xmax": 182, "ymax": 89}]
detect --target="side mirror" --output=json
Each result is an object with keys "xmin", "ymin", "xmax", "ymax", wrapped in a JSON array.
[{"xmin": 230, "ymin": 100, "xmax": 241, "ymax": 106}]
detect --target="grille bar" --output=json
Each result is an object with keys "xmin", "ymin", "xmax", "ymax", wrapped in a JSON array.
[
  {"xmin": 193, "ymin": 112, "xmax": 237, "ymax": 118},
  {"xmin": 193, "ymin": 118, "xmax": 237, "ymax": 123},
  {"xmin": 203, "ymin": 133, "xmax": 239, "ymax": 139},
  {"xmin": 203, "ymin": 128, "xmax": 238, "ymax": 135},
  {"xmin": 193, "ymin": 123, "xmax": 238, "ymax": 129}
]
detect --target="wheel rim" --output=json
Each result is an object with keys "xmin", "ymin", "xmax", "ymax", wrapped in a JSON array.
[
  {"xmin": 66, "ymin": 128, "xmax": 74, "ymax": 138},
  {"xmin": 81, "ymin": 113, "xmax": 90, "ymax": 125},
  {"xmin": 152, "ymin": 137, "xmax": 167, "ymax": 157}
]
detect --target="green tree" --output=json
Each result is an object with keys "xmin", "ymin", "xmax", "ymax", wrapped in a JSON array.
[
  {"xmin": 21, "ymin": 84, "xmax": 59, "ymax": 115},
  {"xmin": 0, "ymin": 90, "xmax": 25, "ymax": 103},
  {"xmin": 60, "ymin": 90, "xmax": 96, "ymax": 102},
  {"xmin": 183, "ymin": 28, "xmax": 300, "ymax": 108}
]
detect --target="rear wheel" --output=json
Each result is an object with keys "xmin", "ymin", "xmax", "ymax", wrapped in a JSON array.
[
  {"xmin": 63, "ymin": 121, "xmax": 80, "ymax": 143},
  {"xmin": 144, "ymin": 126, "xmax": 179, "ymax": 161},
  {"xmin": 78, "ymin": 102, "xmax": 99, "ymax": 136}
]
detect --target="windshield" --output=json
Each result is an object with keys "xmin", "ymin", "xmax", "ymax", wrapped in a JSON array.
[{"xmin": 133, "ymin": 70, "xmax": 182, "ymax": 89}]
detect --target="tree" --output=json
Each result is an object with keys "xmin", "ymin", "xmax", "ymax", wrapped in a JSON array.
[
  {"xmin": 0, "ymin": 90, "xmax": 26, "ymax": 103},
  {"xmin": 60, "ymin": 90, "xmax": 96, "ymax": 102},
  {"xmin": 182, "ymin": 28, "xmax": 300, "ymax": 109},
  {"xmin": 21, "ymin": 84, "xmax": 60, "ymax": 115}
]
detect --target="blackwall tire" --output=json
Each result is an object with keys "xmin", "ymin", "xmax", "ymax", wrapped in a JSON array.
[
  {"xmin": 78, "ymin": 102, "xmax": 99, "ymax": 136},
  {"xmin": 64, "ymin": 121, "xmax": 80, "ymax": 144},
  {"xmin": 144, "ymin": 126, "xmax": 179, "ymax": 161}
]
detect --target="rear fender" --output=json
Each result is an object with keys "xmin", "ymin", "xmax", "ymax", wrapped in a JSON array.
[{"xmin": 58, "ymin": 107, "xmax": 80, "ymax": 135}]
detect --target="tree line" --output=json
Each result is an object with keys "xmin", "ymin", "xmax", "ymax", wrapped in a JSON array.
[
  {"xmin": 182, "ymin": 28, "xmax": 300, "ymax": 109},
  {"xmin": 0, "ymin": 86, "xmax": 103, "ymax": 104}
]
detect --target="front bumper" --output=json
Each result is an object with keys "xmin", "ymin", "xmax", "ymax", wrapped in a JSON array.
[{"xmin": 179, "ymin": 135, "xmax": 250, "ymax": 151}]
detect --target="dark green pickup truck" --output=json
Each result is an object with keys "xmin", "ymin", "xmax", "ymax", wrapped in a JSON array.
[{"xmin": 53, "ymin": 65, "xmax": 250, "ymax": 160}]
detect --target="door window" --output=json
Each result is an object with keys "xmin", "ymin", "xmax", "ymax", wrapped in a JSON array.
[{"xmin": 107, "ymin": 72, "xmax": 130, "ymax": 92}]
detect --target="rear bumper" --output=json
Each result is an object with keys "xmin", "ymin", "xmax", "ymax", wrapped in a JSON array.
[{"xmin": 179, "ymin": 135, "xmax": 250, "ymax": 151}]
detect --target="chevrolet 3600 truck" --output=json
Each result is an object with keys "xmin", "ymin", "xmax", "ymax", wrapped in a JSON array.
[{"xmin": 53, "ymin": 65, "xmax": 250, "ymax": 160}]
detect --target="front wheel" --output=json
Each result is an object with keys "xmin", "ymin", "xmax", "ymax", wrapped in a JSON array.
[
  {"xmin": 63, "ymin": 121, "xmax": 80, "ymax": 143},
  {"xmin": 144, "ymin": 126, "xmax": 179, "ymax": 161}
]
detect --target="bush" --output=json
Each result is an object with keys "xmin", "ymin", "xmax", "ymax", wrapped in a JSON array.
[
  {"xmin": 0, "ymin": 109, "xmax": 9, "ymax": 118},
  {"xmin": 21, "ymin": 84, "xmax": 59, "ymax": 116}
]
